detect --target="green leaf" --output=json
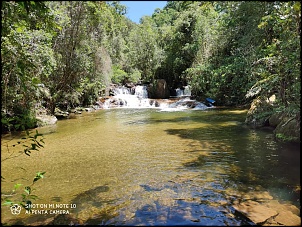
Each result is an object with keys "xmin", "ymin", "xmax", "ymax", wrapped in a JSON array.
[
  {"xmin": 16, "ymin": 26, "xmax": 24, "ymax": 33},
  {"xmin": 32, "ymin": 77, "xmax": 40, "ymax": 85},
  {"xmin": 14, "ymin": 183, "xmax": 22, "ymax": 190},
  {"xmin": 33, "ymin": 172, "xmax": 46, "ymax": 183},
  {"xmin": 2, "ymin": 200, "xmax": 13, "ymax": 206}
]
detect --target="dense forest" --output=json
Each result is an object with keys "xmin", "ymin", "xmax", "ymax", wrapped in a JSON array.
[{"xmin": 1, "ymin": 1, "xmax": 301, "ymax": 137}]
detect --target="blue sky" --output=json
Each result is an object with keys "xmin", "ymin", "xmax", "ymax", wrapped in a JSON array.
[{"xmin": 120, "ymin": 1, "xmax": 167, "ymax": 23}]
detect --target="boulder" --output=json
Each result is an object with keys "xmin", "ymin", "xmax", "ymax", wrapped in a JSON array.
[
  {"xmin": 36, "ymin": 115, "xmax": 57, "ymax": 127},
  {"xmin": 54, "ymin": 107, "xmax": 69, "ymax": 119},
  {"xmin": 274, "ymin": 114, "xmax": 300, "ymax": 142},
  {"xmin": 35, "ymin": 105, "xmax": 57, "ymax": 127},
  {"xmin": 233, "ymin": 200, "xmax": 278, "ymax": 224},
  {"xmin": 268, "ymin": 112, "xmax": 284, "ymax": 128},
  {"xmin": 245, "ymin": 97, "xmax": 273, "ymax": 128},
  {"xmin": 246, "ymin": 97, "xmax": 300, "ymax": 142},
  {"xmin": 148, "ymin": 79, "xmax": 170, "ymax": 99},
  {"xmin": 273, "ymin": 211, "xmax": 301, "ymax": 226}
]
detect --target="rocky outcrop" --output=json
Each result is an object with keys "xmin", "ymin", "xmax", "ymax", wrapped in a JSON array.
[
  {"xmin": 233, "ymin": 199, "xmax": 301, "ymax": 226},
  {"xmin": 245, "ymin": 96, "xmax": 273, "ymax": 128},
  {"xmin": 35, "ymin": 105, "xmax": 57, "ymax": 127},
  {"xmin": 54, "ymin": 107, "xmax": 69, "ymax": 119},
  {"xmin": 245, "ymin": 95, "xmax": 300, "ymax": 142},
  {"xmin": 233, "ymin": 200, "xmax": 278, "ymax": 224},
  {"xmin": 230, "ymin": 189, "xmax": 301, "ymax": 226},
  {"xmin": 148, "ymin": 79, "xmax": 170, "ymax": 99},
  {"xmin": 36, "ymin": 115, "xmax": 57, "ymax": 127},
  {"xmin": 272, "ymin": 113, "xmax": 300, "ymax": 142}
]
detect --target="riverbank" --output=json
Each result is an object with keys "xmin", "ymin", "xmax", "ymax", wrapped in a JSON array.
[{"xmin": 32, "ymin": 94, "xmax": 300, "ymax": 144}]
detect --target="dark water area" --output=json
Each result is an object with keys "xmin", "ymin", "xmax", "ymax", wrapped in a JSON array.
[{"xmin": 1, "ymin": 107, "xmax": 300, "ymax": 225}]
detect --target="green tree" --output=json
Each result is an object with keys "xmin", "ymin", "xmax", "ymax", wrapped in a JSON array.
[
  {"xmin": 1, "ymin": 1, "xmax": 57, "ymax": 132},
  {"xmin": 127, "ymin": 16, "xmax": 163, "ymax": 83},
  {"xmin": 249, "ymin": 1, "xmax": 301, "ymax": 111}
]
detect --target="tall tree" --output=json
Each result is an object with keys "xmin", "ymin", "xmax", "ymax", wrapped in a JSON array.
[{"xmin": 1, "ymin": 1, "xmax": 56, "ymax": 131}]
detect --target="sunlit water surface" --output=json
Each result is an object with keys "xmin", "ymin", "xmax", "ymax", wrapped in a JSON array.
[{"xmin": 1, "ymin": 108, "xmax": 300, "ymax": 225}]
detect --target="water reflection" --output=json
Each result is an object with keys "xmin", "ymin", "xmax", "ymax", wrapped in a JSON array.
[{"xmin": 1, "ymin": 108, "xmax": 300, "ymax": 225}]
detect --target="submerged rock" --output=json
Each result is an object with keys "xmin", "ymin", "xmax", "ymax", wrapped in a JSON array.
[
  {"xmin": 273, "ymin": 211, "xmax": 301, "ymax": 226},
  {"xmin": 233, "ymin": 199, "xmax": 301, "ymax": 226},
  {"xmin": 233, "ymin": 200, "xmax": 278, "ymax": 224}
]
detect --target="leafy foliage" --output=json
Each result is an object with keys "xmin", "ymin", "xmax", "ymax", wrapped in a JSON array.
[
  {"xmin": 1, "ymin": 1, "xmax": 300, "ymax": 127},
  {"xmin": 1, "ymin": 130, "xmax": 46, "ymax": 210},
  {"xmin": 2, "ymin": 171, "xmax": 46, "ymax": 210}
]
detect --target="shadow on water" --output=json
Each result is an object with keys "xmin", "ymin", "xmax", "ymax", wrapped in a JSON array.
[
  {"xmin": 70, "ymin": 185, "xmax": 111, "ymax": 212},
  {"xmin": 120, "ymin": 201, "xmax": 254, "ymax": 226},
  {"xmin": 2, "ymin": 108, "xmax": 299, "ymax": 225},
  {"xmin": 163, "ymin": 117, "xmax": 300, "ymax": 207},
  {"xmin": 70, "ymin": 185, "xmax": 125, "ymax": 225},
  {"xmin": 125, "ymin": 108, "xmax": 244, "ymax": 126},
  {"xmin": 109, "ymin": 108, "xmax": 300, "ymax": 224},
  {"xmin": 106, "ymin": 180, "xmax": 255, "ymax": 226},
  {"xmin": 2, "ymin": 185, "xmax": 117, "ymax": 226}
]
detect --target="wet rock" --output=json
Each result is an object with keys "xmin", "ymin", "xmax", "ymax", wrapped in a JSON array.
[
  {"xmin": 70, "ymin": 107, "xmax": 84, "ymax": 114},
  {"xmin": 245, "ymin": 96, "xmax": 273, "ymax": 128},
  {"xmin": 233, "ymin": 200, "xmax": 278, "ymax": 224},
  {"xmin": 273, "ymin": 211, "xmax": 301, "ymax": 226},
  {"xmin": 282, "ymin": 204, "xmax": 300, "ymax": 216},
  {"xmin": 269, "ymin": 112, "xmax": 284, "ymax": 127},
  {"xmin": 265, "ymin": 200, "xmax": 300, "ymax": 215},
  {"xmin": 245, "ymin": 96, "xmax": 300, "ymax": 142},
  {"xmin": 148, "ymin": 79, "xmax": 170, "ymax": 99},
  {"xmin": 243, "ymin": 191, "xmax": 273, "ymax": 201},
  {"xmin": 35, "ymin": 105, "xmax": 57, "ymax": 127},
  {"xmin": 274, "ymin": 114, "xmax": 300, "ymax": 142},
  {"xmin": 36, "ymin": 114, "xmax": 57, "ymax": 127},
  {"xmin": 54, "ymin": 108, "xmax": 69, "ymax": 119},
  {"xmin": 263, "ymin": 200, "xmax": 301, "ymax": 226}
]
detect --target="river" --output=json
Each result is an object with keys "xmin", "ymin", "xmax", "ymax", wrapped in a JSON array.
[{"xmin": 1, "ymin": 107, "xmax": 300, "ymax": 225}]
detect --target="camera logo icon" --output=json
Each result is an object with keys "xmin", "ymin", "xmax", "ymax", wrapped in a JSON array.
[{"xmin": 10, "ymin": 204, "xmax": 22, "ymax": 215}]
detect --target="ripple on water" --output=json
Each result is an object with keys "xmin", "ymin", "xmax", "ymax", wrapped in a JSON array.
[{"xmin": 1, "ymin": 108, "xmax": 300, "ymax": 225}]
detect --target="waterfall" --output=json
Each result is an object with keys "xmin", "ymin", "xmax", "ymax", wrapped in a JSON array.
[
  {"xmin": 175, "ymin": 88, "xmax": 184, "ymax": 97},
  {"xmin": 135, "ymin": 85, "xmax": 148, "ymax": 99},
  {"xmin": 175, "ymin": 86, "xmax": 191, "ymax": 97},
  {"xmin": 183, "ymin": 86, "xmax": 191, "ymax": 96},
  {"xmin": 113, "ymin": 86, "xmax": 130, "ymax": 95},
  {"xmin": 105, "ymin": 85, "xmax": 154, "ymax": 108},
  {"xmin": 103, "ymin": 84, "xmax": 209, "ymax": 111}
]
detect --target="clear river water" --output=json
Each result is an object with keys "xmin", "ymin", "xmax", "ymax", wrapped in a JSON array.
[{"xmin": 1, "ymin": 105, "xmax": 300, "ymax": 225}]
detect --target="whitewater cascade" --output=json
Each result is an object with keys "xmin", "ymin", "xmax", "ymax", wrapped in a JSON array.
[
  {"xmin": 104, "ymin": 85, "xmax": 155, "ymax": 108},
  {"xmin": 103, "ymin": 85, "xmax": 209, "ymax": 111},
  {"xmin": 175, "ymin": 85, "xmax": 191, "ymax": 97}
]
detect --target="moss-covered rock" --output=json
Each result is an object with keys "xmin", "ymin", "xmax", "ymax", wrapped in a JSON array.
[
  {"xmin": 245, "ymin": 96, "xmax": 300, "ymax": 143},
  {"xmin": 274, "ymin": 113, "xmax": 300, "ymax": 143},
  {"xmin": 268, "ymin": 112, "xmax": 285, "ymax": 127},
  {"xmin": 245, "ymin": 97, "xmax": 273, "ymax": 128}
]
